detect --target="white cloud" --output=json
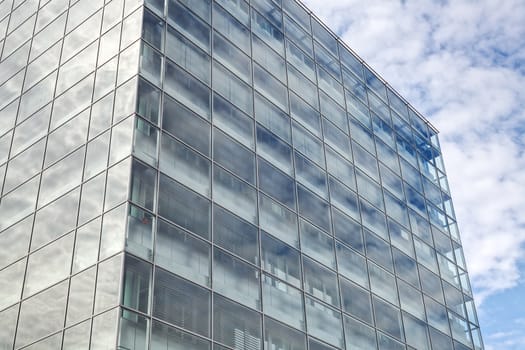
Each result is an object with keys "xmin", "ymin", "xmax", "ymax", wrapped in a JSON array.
[{"xmin": 303, "ymin": 0, "xmax": 525, "ymax": 346}]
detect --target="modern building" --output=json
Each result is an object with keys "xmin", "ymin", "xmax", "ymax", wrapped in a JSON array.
[{"xmin": 0, "ymin": 0, "xmax": 483, "ymax": 349}]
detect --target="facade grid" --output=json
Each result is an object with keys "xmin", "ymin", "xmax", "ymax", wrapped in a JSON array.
[{"xmin": 0, "ymin": 0, "xmax": 483, "ymax": 349}]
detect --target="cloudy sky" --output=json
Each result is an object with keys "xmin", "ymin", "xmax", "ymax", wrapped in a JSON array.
[{"xmin": 301, "ymin": 0, "xmax": 525, "ymax": 348}]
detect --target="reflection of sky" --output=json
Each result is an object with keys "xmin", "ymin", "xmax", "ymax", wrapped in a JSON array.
[{"xmin": 302, "ymin": 0, "xmax": 525, "ymax": 348}]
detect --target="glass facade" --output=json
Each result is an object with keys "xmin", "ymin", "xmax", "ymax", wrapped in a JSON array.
[{"xmin": 0, "ymin": 0, "xmax": 483, "ymax": 349}]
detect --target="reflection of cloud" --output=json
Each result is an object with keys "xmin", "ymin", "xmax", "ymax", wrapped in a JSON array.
[{"xmin": 303, "ymin": 0, "xmax": 525, "ymax": 347}]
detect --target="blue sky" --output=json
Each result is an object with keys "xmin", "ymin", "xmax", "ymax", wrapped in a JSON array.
[{"xmin": 302, "ymin": 0, "xmax": 525, "ymax": 348}]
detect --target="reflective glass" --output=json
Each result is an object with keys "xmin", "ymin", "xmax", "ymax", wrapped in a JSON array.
[
  {"xmin": 214, "ymin": 205, "xmax": 258, "ymax": 264},
  {"xmin": 213, "ymin": 294, "xmax": 262, "ymax": 349},
  {"xmin": 154, "ymin": 268, "xmax": 210, "ymax": 336},
  {"xmin": 163, "ymin": 94, "xmax": 211, "ymax": 154},
  {"xmin": 261, "ymin": 231, "xmax": 301, "ymax": 287},
  {"xmin": 156, "ymin": 219, "xmax": 211, "ymax": 286},
  {"xmin": 305, "ymin": 296, "xmax": 344, "ymax": 348},
  {"xmin": 158, "ymin": 174, "xmax": 211, "ymax": 239},
  {"xmin": 214, "ymin": 128, "xmax": 255, "ymax": 184},
  {"xmin": 66, "ymin": 266, "xmax": 96, "ymax": 326},
  {"xmin": 213, "ymin": 248, "xmax": 260, "ymax": 309},
  {"xmin": 160, "ymin": 132, "xmax": 211, "ymax": 196},
  {"xmin": 262, "ymin": 274, "xmax": 305, "ymax": 330},
  {"xmin": 303, "ymin": 256, "xmax": 339, "ymax": 307},
  {"xmin": 340, "ymin": 277, "xmax": 373, "ymax": 324},
  {"xmin": 151, "ymin": 320, "xmax": 211, "ymax": 350}
]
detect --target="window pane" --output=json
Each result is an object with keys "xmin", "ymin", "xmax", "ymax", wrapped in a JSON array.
[
  {"xmin": 264, "ymin": 317, "xmax": 306, "ymax": 349},
  {"xmin": 160, "ymin": 133, "xmax": 211, "ymax": 196},
  {"xmin": 166, "ymin": 25, "xmax": 210, "ymax": 84},
  {"xmin": 340, "ymin": 277, "xmax": 372, "ymax": 324},
  {"xmin": 258, "ymin": 157, "xmax": 296, "ymax": 209},
  {"xmin": 305, "ymin": 296, "xmax": 343, "ymax": 348},
  {"xmin": 213, "ymin": 165, "xmax": 257, "ymax": 224},
  {"xmin": 151, "ymin": 320, "xmax": 210, "ymax": 350},
  {"xmin": 163, "ymin": 94, "xmax": 211, "ymax": 155},
  {"xmin": 158, "ymin": 174, "xmax": 211, "ymax": 239},
  {"xmin": 154, "ymin": 268, "xmax": 210, "ymax": 336},
  {"xmin": 214, "ymin": 205, "xmax": 259, "ymax": 264},
  {"xmin": 261, "ymin": 231, "xmax": 301, "ymax": 288},
  {"xmin": 303, "ymin": 257, "xmax": 339, "ymax": 307},
  {"xmin": 213, "ymin": 94, "xmax": 254, "ymax": 150},
  {"xmin": 213, "ymin": 294, "xmax": 262, "ymax": 349},
  {"xmin": 213, "ymin": 248, "xmax": 260, "ymax": 310},
  {"xmin": 122, "ymin": 255, "xmax": 151, "ymax": 313},
  {"xmin": 168, "ymin": 0, "xmax": 210, "ymax": 52},
  {"xmin": 259, "ymin": 194, "xmax": 298, "ymax": 248},
  {"xmin": 155, "ymin": 220, "xmax": 211, "ymax": 287},
  {"xmin": 262, "ymin": 274, "xmax": 305, "ymax": 331},
  {"xmin": 165, "ymin": 61, "xmax": 211, "ymax": 119},
  {"xmin": 214, "ymin": 128, "xmax": 255, "ymax": 184}
]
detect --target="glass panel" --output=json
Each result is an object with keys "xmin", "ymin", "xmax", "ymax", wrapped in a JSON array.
[
  {"xmin": 160, "ymin": 132, "xmax": 211, "ymax": 196},
  {"xmin": 66, "ymin": 266, "xmax": 96, "ymax": 326},
  {"xmin": 254, "ymin": 93, "xmax": 291, "ymax": 143},
  {"xmin": 340, "ymin": 277, "xmax": 373, "ymax": 324},
  {"xmin": 213, "ymin": 2, "xmax": 250, "ymax": 53},
  {"xmin": 258, "ymin": 157, "xmax": 296, "ymax": 209},
  {"xmin": 264, "ymin": 317, "xmax": 306, "ymax": 350},
  {"xmin": 373, "ymin": 296, "xmax": 404, "ymax": 341},
  {"xmin": 151, "ymin": 320, "xmax": 211, "ymax": 350},
  {"xmin": 297, "ymin": 185, "xmax": 331, "ymax": 233},
  {"xmin": 130, "ymin": 159, "xmax": 157, "ymax": 211},
  {"xmin": 154, "ymin": 268, "xmax": 210, "ymax": 336},
  {"xmin": 155, "ymin": 219, "xmax": 211, "ymax": 287},
  {"xmin": 163, "ymin": 94, "xmax": 211, "ymax": 154},
  {"xmin": 16, "ymin": 280, "xmax": 68, "ymax": 349},
  {"xmin": 261, "ymin": 231, "xmax": 301, "ymax": 288},
  {"xmin": 332, "ymin": 208, "xmax": 363, "ymax": 253},
  {"xmin": 158, "ymin": 174, "xmax": 211, "ymax": 239},
  {"xmin": 213, "ymin": 248, "xmax": 260, "ymax": 310},
  {"xmin": 213, "ymin": 31, "xmax": 251, "ymax": 84},
  {"xmin": 63, "ymin": 320, "xmax": 91, "ymax": 350},
  {"xmin": 214, "ymin": 205, "xmax": 258, "ymax": 264},
  {"xmin": 253, "ymin": 35, "xmax": 286, "ymax": 82},
  {"xmin": 256, "ymin": 124, "xmax": 293, "ymax": 176},
  {"xmin": 336, "ymin": 242, "xmax": 368, "ymax": 287},
  {"xmin": 214, "ymin": 128, "xmax": 255, "ymax": 184},
  {"xmin": 213, "ymin": 61, "xmax": 252, "ymax": 116},
  {"xmin": 168, "ymin": 0, "xmax": 210, "ymax": 52},
  {"xmin": 24, "ymin": 232, "xmax": 74, "ymax": 297},
  {"xmin": 165, "ymin": 61, "xmax": 211, "ymax": 119},
  {"xmin": 303, "ymin": 257, "xmax": 339, "ymax": 307},
  {"xmin": 0, "ymin": 258, "xmax": 25, "ymax": 311},
  {"xmin": 305, "ymin": 296, "xmax": 343, "ymax": 348},
  {"xmin": 134, "ymin": 117, "xmax": 158, "ymax": 166},
  {"xmin": 262, "ymin": 274, "xmax": 305, "ymax": 330},
  {"xmin": 90, "ymin": 308, "xmax": 119, "ymax": 350},
  {"xmin": 365, "ymin": 230, "xmax": 393, "ymax": 272},
  {"xmin": 290, "ymin": 92, "xmax": 320, "ymax": 138},
  {"xmin": 368, "ymin": 262, "xmax": 398, "ymax": 305},
  {"xmin": 292, "ymin": 121, "xmax": 324, "ymax": 167},
  {"xmin": 254, "ymin": 64, "xmax": 288, "ymax": 112},
  {"xmin": 213, "ymin": 165, "xmax": 257, "ymax": 224},
  {"xmin": 72, "ymin": 219, "xmax": 101, "ymax": 273},
  {"xmin": 122, "ymin": 255, "xmax": 151, "ymax": 313},
  {"xmin": 119, "ymin": 310, "xmax": 149, "ymax": 350},
  {"xmin": 295, "ymin": 152, "xmax": 327, "ymax": 200},
  {"xmin": 94, "ymin": 254, "xmax": 123, "ymax": 313},
  {"xmin": 166, "ymin": 25, "xmax": 211, "ymax": 84},
  {"xmin": 300, "ymin": 219, "xmax": 335, "ymax": 269},
  {"xmin": 403, "ymin": 312, "xmax": 431, "ymax": 350},
  {"xmin": 251, "ymin": 8, "xmax": 283, "ymax": 55},
  {"xmin": 213, "ymin": 294, "xmax": 262, "ymax": 349},
  {"xmin": 343, "ymin": 315, "xmax": 377, "ymax": 350},
  {"xmin": 213, "ymin": 93, "xmax": 254, "ymax": 150}
]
